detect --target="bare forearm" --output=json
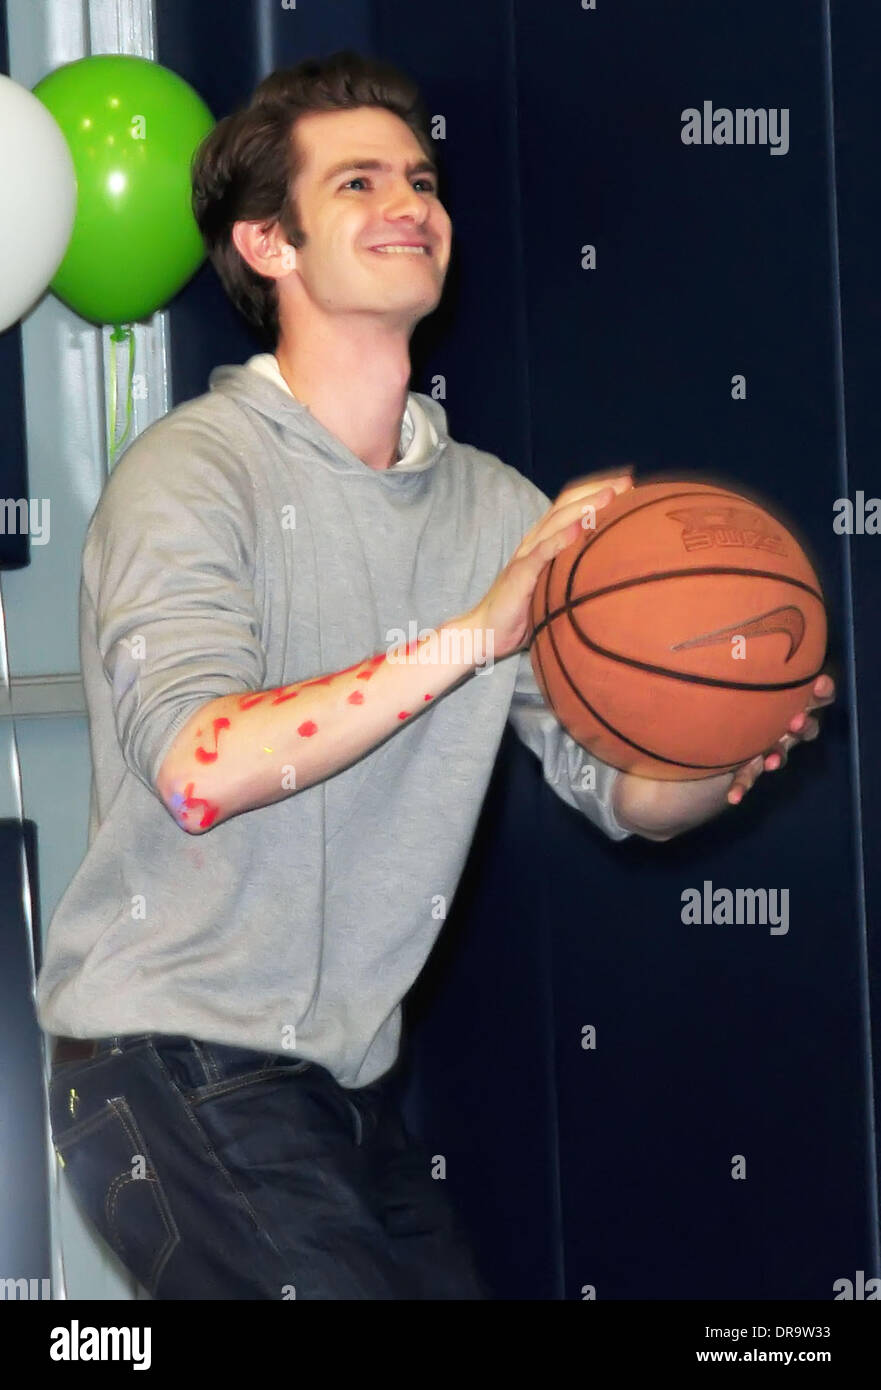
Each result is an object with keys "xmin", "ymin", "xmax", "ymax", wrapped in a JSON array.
[
  {"xmin": 157, "ymin": 612, "xmax": 484, "ymax": 832},
  {"xmin": 613, "ymin": 769, "xmax": 735, "ymax": 841}
]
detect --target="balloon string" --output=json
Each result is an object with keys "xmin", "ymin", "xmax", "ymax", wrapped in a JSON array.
[
  {"xmin": 107, "ymin": 325, "xmax": 135, "ymax": 470},
  {"xmin": 107, "ymin": 332, "xmax": 116, "ymax": 469}
]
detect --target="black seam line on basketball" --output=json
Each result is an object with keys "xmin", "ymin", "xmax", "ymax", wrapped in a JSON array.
[
  {"xmin": 532, "ymin": 539, "xmax": 706, "ymax": 766},
  {"xmin": 543, "ymin": 488, "xmax": 778, "ymax": 632},
  {"xmin": 533, "ymin": 567, "xmax": 822, "ymax": 651},
  {"xmin": 531, "ymin": 560, "xmax": 823, "ymax": 689},
  {"xmin": 529, "ymin": 624, "xmax": 824, "ymax": 692},
  {"xmin": 539, "ymin": 569, "xmax": 770, "ymax": 771},
  {"xmin": 545, "ymin": 565, "xmax": 825, "ymax": 614},
  {"xmin": 558, "ymin": 485, "xmax": 818, "ymax": 639},
  {"xmin": 537, "ymin": 558, "xmax": 734, "ymax": 771},
  {"xmin": 530, "ymin": 560, "xmax": 554, "ymax": 717}
]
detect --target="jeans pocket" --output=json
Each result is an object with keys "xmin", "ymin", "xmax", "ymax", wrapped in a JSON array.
[
  {"xmin": 161, "ymin": 1040, "xmax": 314, "ymax": 1105},
  {"xmin": 49, "ymin": 1080, "xmax": 179, "ymax": 1297},
  {"xmin": 183, "ymin": 1060, "xmax": 314, "ymax": 1105}
]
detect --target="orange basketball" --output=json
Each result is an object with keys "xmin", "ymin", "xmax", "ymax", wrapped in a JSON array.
[{"xmin": 528, "ymin": 480, "xmax": 828, "ymax": 780}]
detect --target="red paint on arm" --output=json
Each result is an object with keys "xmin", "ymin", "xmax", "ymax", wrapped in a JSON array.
[
  {"xmin": 194, "ymin": 717, "xmax": 231, "ymax": 764},
  {"xmin": 180, "ymin": 782, "xmax": 220, "ymax": 830},
  {"xmin": 299, "ymin": 674, "xmax": 336, "ymax": 691},
  {"xmin": 355, "ymin": 653, "xmax": 387, "ymax": 681},
  {"xmin": 272, "ymin": 657, "xmax": 376, "ymax": 703}
]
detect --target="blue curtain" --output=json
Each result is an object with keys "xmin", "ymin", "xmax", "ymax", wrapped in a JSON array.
[{"xmin": 156, "ymin": 0, "xmax": 879, "ymax": 1300}]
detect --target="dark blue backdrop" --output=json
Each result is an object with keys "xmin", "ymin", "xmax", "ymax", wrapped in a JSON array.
[{"xmin": 2, "ymin": 0, "xmax": 877, "ymax": 1300}]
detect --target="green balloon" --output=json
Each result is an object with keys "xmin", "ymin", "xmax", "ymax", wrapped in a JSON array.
[{"xmin": 33, "ymin": 55, "xmax": 214, "ymax": 326}]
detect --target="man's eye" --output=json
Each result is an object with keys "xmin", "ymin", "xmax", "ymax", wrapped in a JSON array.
[{"xmin": 341, "ymin": 177, "xmax": 436, "ymax": 193}]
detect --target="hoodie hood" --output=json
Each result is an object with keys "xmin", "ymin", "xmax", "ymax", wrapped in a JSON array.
[{"xmin": 207, "ymin": 355, "xmax": 450, "ymax": 481}]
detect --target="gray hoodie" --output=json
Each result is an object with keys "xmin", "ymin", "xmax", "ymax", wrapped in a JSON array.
[{"xmin": 34, "ymin": 356, "xmax": 630, "ymax": 1088}]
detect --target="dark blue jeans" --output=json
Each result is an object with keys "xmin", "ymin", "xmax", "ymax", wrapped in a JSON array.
[{"xmin": 48, "ymin": 1033, "xmax": 491, "ymax": 1300}]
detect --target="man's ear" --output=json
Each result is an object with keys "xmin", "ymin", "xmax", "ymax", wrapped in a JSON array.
[{"xmin": 231, "ymin": 220, "xmax": 296, "ymax": 279}]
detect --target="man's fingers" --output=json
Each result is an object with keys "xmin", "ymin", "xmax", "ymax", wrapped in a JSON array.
[
  {"xmin": 514, "ymin": 472, "xmax": 635, "ymax": 561},
  {"xmin": 534, "ymin": 512, "xmax": 593, "ymax": 566},
  {"xmin": 765, "ymin": 734, "xmax": 797, "ymax": 771},
  {"xmin": 559, "ymin": 467, "xmax": 634, "ymax": 490},
  {"xmin": 798, "ymin": 675, "xmax": 835, "ymax": 714},
  {"xmin": 557, "ymin": 472, "xmax": 634, "ymax": 506},
  {"xmin": 515, "ymin": 487, "xmax": 618, "ymax": 561},
  {"xmin": 728, "ymin": 754, "xmax": 765, "ymax": 804},
  {"xmin": 760, "ymin": 713, "xmax": 822, "ymax": 771}
]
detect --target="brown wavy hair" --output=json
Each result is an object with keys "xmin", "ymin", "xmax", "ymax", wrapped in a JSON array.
[{"xmin": 191, "ymin": 50, "xmax": 437, "ymax": 347}]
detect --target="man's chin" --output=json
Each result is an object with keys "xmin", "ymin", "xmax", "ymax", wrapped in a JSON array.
[{"xmin": 361, "ymin": 286, "xmax": 444, "ymax": 321}]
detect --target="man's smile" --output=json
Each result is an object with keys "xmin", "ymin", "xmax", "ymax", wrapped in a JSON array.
[{"xmin": 365, "ymin": 241, "xmax": 432, "ymax": 255}]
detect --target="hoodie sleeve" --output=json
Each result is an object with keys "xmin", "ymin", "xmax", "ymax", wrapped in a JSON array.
[
  {"xmin": 503, "ymin": 468, "xmax": 632, "ymax": 841},
  {"xmin": 83, "ymin": 417, "xmax": 267, "ymax": 794},
  {"xmin": 507, "ymin": 648, "xmax": 632, "ymax": 841}
]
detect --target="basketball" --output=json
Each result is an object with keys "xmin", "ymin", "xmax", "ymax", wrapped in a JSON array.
[{"xmin": 528, "ymin": 480, "xmax": 828, "ymax": 780}]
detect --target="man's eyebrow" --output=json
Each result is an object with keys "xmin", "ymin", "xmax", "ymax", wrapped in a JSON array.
[{"xmin": 320, "ymin": 157, "xmax": 439, "ymax": 185}]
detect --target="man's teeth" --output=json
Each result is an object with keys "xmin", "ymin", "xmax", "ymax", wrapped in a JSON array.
[{"xmin": 372, "ymin": 245, "xmax": 428, "ymax": 254}]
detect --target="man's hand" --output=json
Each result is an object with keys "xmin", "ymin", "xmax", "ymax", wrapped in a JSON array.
[
  {"xmin": 726, "ymin": 673, "xmax": 836, "ymax": 805},
  {"xmin": 614, "ymin": 672, "xmax": 837, "ymax": 840},
  {"xmin": 469, "ymin": 470, "xmax": 635, "ymax": 662}
]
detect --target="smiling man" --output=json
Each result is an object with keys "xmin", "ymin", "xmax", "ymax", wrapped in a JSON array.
[
  {"xmin": 35, "ymin": 49, "xmax": 833, "ymax": 1302},
  {"xmin": 248, "ymin": 101, "xmax": 450, "ymax": 474}
]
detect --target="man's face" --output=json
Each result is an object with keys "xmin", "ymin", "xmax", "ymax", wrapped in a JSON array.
[{"xmin": 280, "ymin": 106, "xmax": 452, "ymax": 331}]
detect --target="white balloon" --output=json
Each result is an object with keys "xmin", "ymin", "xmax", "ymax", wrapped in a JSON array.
[{"xmin": 0, "ymin": 74, "xmax": 77, "ymax": 333}]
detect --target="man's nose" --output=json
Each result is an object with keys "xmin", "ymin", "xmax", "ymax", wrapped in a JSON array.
[{"xmin": 381, "ymin": 184, "xmax": 429, "ymax": 220}]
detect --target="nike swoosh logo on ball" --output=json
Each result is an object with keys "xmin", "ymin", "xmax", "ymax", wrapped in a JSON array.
[{"xmin": 670, "ymin": 605, "xmax": 806, "ymax": 662}]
